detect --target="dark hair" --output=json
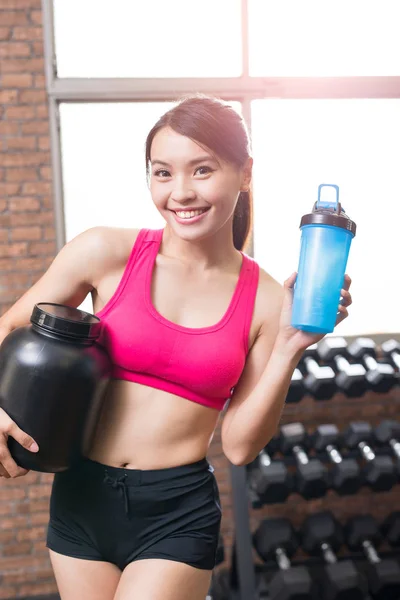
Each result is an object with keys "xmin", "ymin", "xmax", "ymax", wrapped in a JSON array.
[{"xmin": 145, "ymin": 95, "xmax": 252, "ymax": 251}]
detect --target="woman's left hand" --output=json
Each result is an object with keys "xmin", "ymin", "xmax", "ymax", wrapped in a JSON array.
[{"xmin": 277, "ymin": 272, "xmax": 353, "ymax": 354}]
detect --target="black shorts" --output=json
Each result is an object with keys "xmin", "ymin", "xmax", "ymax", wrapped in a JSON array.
[{"xmin": 46, "ymin": 457, "xmax": 222, "ymax": 571}]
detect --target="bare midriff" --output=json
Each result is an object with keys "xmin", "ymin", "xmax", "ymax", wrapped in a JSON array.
[{"xmin": 86, "ymin": 379, "xmax": 221, "ymax": 469}]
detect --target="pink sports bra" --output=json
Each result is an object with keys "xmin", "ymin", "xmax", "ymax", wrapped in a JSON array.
[{"xmin": 95, "ymin": 229, "xmax": 260, "ymax": 411}]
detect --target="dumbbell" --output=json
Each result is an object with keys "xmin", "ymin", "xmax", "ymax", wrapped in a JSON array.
[
  {"xmin": 317, "ymin": 337, "xmax": 368, "ymax": 398},
  {"xmin": 279, "ymin": 423, "xmax": 329, "ymax": 499},
  {"xmin": 298, "ymin": 345, "xmax": 337, "ymax": 401},
  {"xmin": 301, "ymin": 511, "xmax": 368, "ymax": 600},
  {"xmin": 253, "ymin": 518, "xmax": 317, "ymax": 600},
  {"xmin": 381, "ymin": 339, "xmax": 400, "ymax": 372},
  {"xmin": 286, "ymin": 367, "xmax": 307, "ymax": 403},
  {"xmin": 374, "ymin": 420, "xmax": 400, "ymax": 475},
  {"xmin": 311, "ymin": 424, "xmax": 363, "ymax": 495},
  {"xmin": 247, "ymin": 438, "xmax": 294, "ymax": 505},
  {"xmin": 345, "ymin": 515, "xmax": 400, "ymax": 599},
  {"xmin": 347, "ymin": 337, "xmax": 397, "ymax": 393},
  {"xmin": 342, "ymin": 422, "xmax": 397, "ymax": 491},
  {"xmin": 381, "ymin": 511, "xmax": 400, "ymax": 549}
]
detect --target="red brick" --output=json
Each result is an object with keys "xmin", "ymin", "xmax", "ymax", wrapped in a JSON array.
[
  {"xmin": 0, "ymin": 242, "xmax": 27, "ymax": 257},
  {"xmin": 29, "ymin": 241, "xmax": 55, "ymax": 255},
  {"xmin": 11, "ymin": 226, "xmax": 42, "ymax": 241},
  {"xmin": 0, "ymin": 586, "xmax": 18, "ymax": 599},
  {"xmin": 16, "ymin": 525, "xmax": 46, "ymax": 541},
  {"xmin": 5, "ymin": 105, "xmax": 36, "ymax": 120},
  {"xmin": 3, "ymin": 542, "xmax": 32, "ymax": 557},
  {"xmin": 5, "ymin": 167, "xmax": 38, "ymax": 182},
  {"xmin": 19, "ymin": 89, "xmax": 47, "ymax": 104},
  {"xmin": 21, "ymin": 120, "xmax": 48, "ymax": 134},
  {"xmin": 4, "ymin": 566, "xmax": 54, "ymax": 585},
  {"xmin": 16, "ymin": 499, "xmax": 50, "ymax": 514},
  {"xmin": 0, "ymin": 27, "xmax": 12, "ymax": 40},
  {"xmin": 1, "ymin": 57, "xmax": 44, "ymax": 73},
  {"xmin": 0, "ymin": 554, "xmax": 44, "ymax": 571},
  {"xmin": 6, "ymin": 136, "xmax": 37, "ymax": 150},
  {"xmin": 0, "ymin": 531, "xmax": 16, "ymax": 543},
  {"xmin": 0, "ymin": 89, "xmax": 19, "ymax": 103},
  {"xmin": 9, "ymin": 210, "xmax": 53, "ymax": 226},
  {"xmin": 34, "ymin": 73, "xmax": 45, "ymax": 88},
  {"xmin": 0, "ymin": 11, "xmax": 30, "ymax": 25},
  {"xmin": 0, "ymin": 200, "xmax": 7, "ymax": 212},
  {"xmin": 1, "ymin": 0, "xmax": 41, "ymax": 7},
  {"xmin": 0, "ymin": 122, "xmax": 19, "ymax": 135},
  {"xmin": 29, "ymin": 9, "xmax": 43, "ymax": 25},
  {"xmin": 2, "ymin": 151, "xmax": 49, "ymax": 167},
  {"xmin": 22, "ymin": 181, "xmax": 51, "ymax": 195},
  {"xmin": 28, "ymin": 484, "xmax": 52, "ymax": 499},
  {"xmin": 0, "ymin": 487, "xmax": 26, "ymax": 501},
  {"xmin": 19, "ymin": 581, "xmax": 58, "ymax": 598},
  {"xmin": 36, "ymin": 104, "xmax": 49, "ymax": 119},
  {"xmin": 0, "ymin": 229, "xmax": 9, "ymax": 242},
  {"xmin": 1, "ymin": 73, "xmax": 33, "ymax": 87},
  {"xmin": 0, "ymin": 41, "xmax": 31, "ymax": 58},
  {"xmin": 0, "ymin": 183, "xmax": 21, "ymax": 196},
  {"xmin": 12, "ymin": 26, "xmax": 42, "ymax": 40},
  {"xmin": 38, "ymin": 136, "xmax": 50, "ymax": 150},
  {"xmin": 8, "ymin": 196, "xmax": 41, "ymax": 211},
  {"xmin": 32, "ymin": 40, "xmax": 44, "ymax": 55},
  {"xmin": 30, "ymin": 511, "xmax": 50, "ymax": 526}
]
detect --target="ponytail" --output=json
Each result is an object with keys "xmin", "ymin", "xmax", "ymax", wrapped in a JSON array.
[{"xmin": 233, "ymin": 190, "xmax": 252, "ymax": 251}]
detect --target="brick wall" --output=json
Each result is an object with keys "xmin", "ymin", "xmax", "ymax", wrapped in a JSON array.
[{"xmin": 1, "ymin": 2, "xmax": 400, "ymax": 599}]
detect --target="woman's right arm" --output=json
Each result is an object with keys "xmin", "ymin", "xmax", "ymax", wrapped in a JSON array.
[{"xmin": 0, "ymin": 225, "xmax": 116, "ymax": 478}]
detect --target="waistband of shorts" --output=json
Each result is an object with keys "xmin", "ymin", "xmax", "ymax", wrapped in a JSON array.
[{"xmin": 74, "ymin": 456, "xmax": 212, "ymax": 485}]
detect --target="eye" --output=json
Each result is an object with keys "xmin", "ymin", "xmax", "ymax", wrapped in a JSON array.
[
  {"xmin": 195, "ymin": 165, "xmax": 213, "ymax": 176},
  {"xmin": 154, "ymin": 169, "xmax": 171, "ymax": 178}
]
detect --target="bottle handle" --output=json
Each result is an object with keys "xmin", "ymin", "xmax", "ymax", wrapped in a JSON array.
[{"xmin": 316, "ymin": 184, "xmax": 340, "ymax": 211}]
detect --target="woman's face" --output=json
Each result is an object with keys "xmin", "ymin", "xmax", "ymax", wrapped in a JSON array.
[{"xmin": 149, "ymin": 127, "xmax": 251, "ymax": 242}]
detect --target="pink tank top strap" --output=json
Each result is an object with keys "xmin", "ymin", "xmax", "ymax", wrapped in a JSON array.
[{"xmin": 239, "ymin": 254, "xmax": 260, "ymax": 353}]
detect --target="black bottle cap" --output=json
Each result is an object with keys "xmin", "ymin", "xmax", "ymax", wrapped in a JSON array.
[{"xmin": 30, "ymin": 303, "xmax": 102, "ymax": 340}]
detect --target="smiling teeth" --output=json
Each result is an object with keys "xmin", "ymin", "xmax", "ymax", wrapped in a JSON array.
[{"xmin": 176, "ymin": 209, "xmax": 206, "ymax": 219}]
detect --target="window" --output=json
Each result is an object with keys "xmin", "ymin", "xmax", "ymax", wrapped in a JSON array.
[{"xmin": 44, "ymin": 0, "xmax": 400, "ymax": 335}]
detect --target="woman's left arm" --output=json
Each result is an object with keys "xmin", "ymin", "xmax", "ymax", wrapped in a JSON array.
[{"xmin": 221, "ymin": 272, "xmax": 352, "ymax": 466}]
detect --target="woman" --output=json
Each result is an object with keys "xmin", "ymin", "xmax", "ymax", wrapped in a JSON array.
[{"xmin": 0, "ymin": 96, "xmax": 352, "ymax": 600}]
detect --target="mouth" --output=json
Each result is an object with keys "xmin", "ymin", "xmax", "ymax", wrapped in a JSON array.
[{"xmin": 169, "ymin": 207, "xmax": 210, "ymax": 224}]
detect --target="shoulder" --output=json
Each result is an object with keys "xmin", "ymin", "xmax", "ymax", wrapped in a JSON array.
[
  {"xmin": 251, "ymin": 261, "xmax": 284, "ymax": 337},
  {"xmin": 69, "ymin": 226, "xmax": 141, "ymax": 287}
]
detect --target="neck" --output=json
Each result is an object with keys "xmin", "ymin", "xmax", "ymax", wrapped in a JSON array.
[{"xmin": 161, "ymin": 222, "xmax": 240, "ymax": 270}]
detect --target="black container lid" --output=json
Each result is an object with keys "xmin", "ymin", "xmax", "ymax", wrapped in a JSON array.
[
  {"xmin": 30, "ymin": 303, "xmax": 102, "ymax": 340},
  {"xmin": 300, "ymin": 184, "xmax": 357, "ymax": 237}
]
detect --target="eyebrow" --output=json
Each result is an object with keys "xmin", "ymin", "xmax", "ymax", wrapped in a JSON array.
[{"xmin": 151, "ymin": 155, "xmax": 218, "ymax": 168}]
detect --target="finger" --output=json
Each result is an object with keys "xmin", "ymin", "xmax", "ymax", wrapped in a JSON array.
[
  {"xmin": 339, "ymin": 289, "xmax": 352, "ymax": 307},
  {"xmin": 343, "ymin": 274, "xmax": 352, "ymax": 291},
  {"xmin": 335, "ymin": 305, "xmax": 349, "ymax": 325},
  {"xmin": 0, "ymin": 445, "xmax": 28, "ymax": 478},
  {"xmin": 0, "ymin": 464, "xmax": 11, "ymax": 478},
  {"xmin": 5, "ymin": 421, "xmax": 39, "ymax": 453},
  {"xmin": 284, "ymin": 272, "xmax": 297, "ymax": 290}
]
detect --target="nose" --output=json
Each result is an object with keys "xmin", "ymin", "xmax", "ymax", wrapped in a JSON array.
[{"xmin": 170, "ymin": 177, "xmax": 196, "ymax": 204}]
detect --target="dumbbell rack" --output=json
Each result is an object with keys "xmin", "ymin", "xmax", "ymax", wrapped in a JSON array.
[{"xmin": 226, "ymin": 336, "xmax": 400, "ymax": 600}]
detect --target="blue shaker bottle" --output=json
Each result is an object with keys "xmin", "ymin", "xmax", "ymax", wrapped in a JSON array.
[{"xmin": 291, "ymin": 184, "xmax": 356, "ymax": 334}]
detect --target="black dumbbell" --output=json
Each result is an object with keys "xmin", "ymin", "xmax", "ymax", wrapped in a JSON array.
[
  {"xmin": 381, "ymin": 339, "xmax": 400, "ymax": 373},
  {"xmin": 347, "ymin": 337, "xmax": 397, "ymax": 393},
  {"xmin": 374, "ymin": 420, "xmax": 400, "ymax": 476},
  {"xmin": 279, "ymin": 423, "xmax": 328, "ymax": 500},
  {"xmin": 301, "ymin": 511, "xmax": 368, "ymax": 600},
  {"xmin": 317, "ymin": 337, "xmax": 368, "ymax": 397},
  {"xmin": 286, "ymin": 367, "xmax": 307, "ymax": 403},
  {"xmin": 345, "ymin": 515, "xmax": 400, "ymax": 599},
  {"xmin": 298, "ymin": 344, "xmax": 337, "ymax": 401},
  {"xmin": 381, "ymin": 511, "xmax": 400, "ymax": 549},
  {"xmin": 311, "ymin": 424, "xmax": 363, "ymax": 495},
  {"xmin": 247, "ymin": 439, "xmax": 294, "ymax": 505},
  {"xmin": 253, "ymin": 518, "xmax": 317, "ymax": 600},
  {"xmin": 342, "ymin": 422, "xmax": 397, "ymax": 491}
]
